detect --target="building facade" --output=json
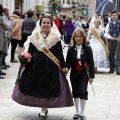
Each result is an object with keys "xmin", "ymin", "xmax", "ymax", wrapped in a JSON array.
[
  {"xmin": 0, "ymin": 0, "xmax": 49, "ymax": 15},
  {"xmin": 60, "ymin": 0, "xmax": 96, "ymax": 18}
]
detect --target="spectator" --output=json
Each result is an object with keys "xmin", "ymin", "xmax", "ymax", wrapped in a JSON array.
[
  {"xmin": 10, "ymin": 9, "xmax": 22, "ymax": 62},
  {"xmin": 0, "ymin": 4, "xmax": 10, "ymax": 79}
]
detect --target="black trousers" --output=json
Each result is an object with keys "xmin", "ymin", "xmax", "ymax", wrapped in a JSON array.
[
  {"xmin": 70, "ymin": 71, "xmax": 88, "ymax": 100},
  {"xmin": 116, "ymin": 41, "xmax": 120, "ymax": 73},
  {"xmin": 19, "ymin": 34, "xmax": 30, "ymax": 47},
  {"xmin": 108, "ymin": 40, "xmax": 118, "ymax": 71},
  {"xmin": 11, "ymin": 39, "xmax": 19, "ymax": 60},
  {"xmin": 64, "ymin": 35, "xmax": 72, "ymax": 44},
  {"xmin": 0, "ymin": 51, "xmax": 3, "ymax": 71}
]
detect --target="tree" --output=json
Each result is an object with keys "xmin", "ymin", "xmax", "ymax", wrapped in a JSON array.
[{"xmin": 48, "ymin": 0, "xmax": 61, "ymax": 15}]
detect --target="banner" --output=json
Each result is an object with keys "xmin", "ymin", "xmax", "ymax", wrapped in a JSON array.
[{"xmin": 96, "ymin": 0, "xmax": 113, "ymax": 15}]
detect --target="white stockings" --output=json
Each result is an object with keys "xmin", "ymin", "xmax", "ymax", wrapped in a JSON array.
[{"xmin": 74, "ymin": 98, "xmax": 86, "ymax": 116}]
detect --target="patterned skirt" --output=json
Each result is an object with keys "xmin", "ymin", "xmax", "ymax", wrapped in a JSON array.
[{"xmin": 12, "ymin": 69, "xmax": 74, "ymax": 108}]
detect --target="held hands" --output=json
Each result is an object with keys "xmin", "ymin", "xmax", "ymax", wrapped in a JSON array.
[
  {"xmin": 89, "ymin": 78, "xmax": 93, "ymax": 84},
  {"xmin": 110, "ymin": 37, "xmax": 115, "ymax": 41},
  {"xmin": 62, "ymin": 67, "xmax": 69, "ymax": 75}
]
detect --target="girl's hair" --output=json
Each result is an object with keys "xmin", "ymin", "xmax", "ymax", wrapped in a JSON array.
[
  {"xmin": 39, "ymin": 15, "xmax": 53, "ymax": 27},
  {"xmin": 0, "ymin": 4, "xmax": 3, "ymax": 16},
  {"xmin": 72, "ymin": 28, "xmax": 86, "ymax": 44}
]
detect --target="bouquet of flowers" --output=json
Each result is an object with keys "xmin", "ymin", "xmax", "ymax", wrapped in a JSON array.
[{"xmin": 16, "ymin": 52, "xmax": 32, "ymax": 84}]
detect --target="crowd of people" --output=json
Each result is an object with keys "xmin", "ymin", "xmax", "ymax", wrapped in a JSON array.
[{"xmin": 0, "ymin": 2, "xmax": 120, "ymax": 120}]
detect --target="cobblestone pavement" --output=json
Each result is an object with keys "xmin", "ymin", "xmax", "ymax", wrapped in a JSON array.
[{"xmin": 0, "ymin": 46, "xmax": 120, "ymax": 120}]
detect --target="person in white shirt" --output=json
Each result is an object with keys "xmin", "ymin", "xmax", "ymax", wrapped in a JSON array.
[{"xmin": 104, "ymin": 11, "xmax": 120, "ymax": 74}]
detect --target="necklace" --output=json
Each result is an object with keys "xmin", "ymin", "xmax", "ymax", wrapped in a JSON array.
[{"xmin": 41, "ymin": 31, "xmax": 50, "ymax": 39}]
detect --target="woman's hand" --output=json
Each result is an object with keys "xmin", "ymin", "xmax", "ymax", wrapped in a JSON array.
[
  {"xmin": 19, "ymin": 64, "xmax": 26, "ymax": 68},
  {"xmin": 89, "ymin": 78, "xmax": 93, "ymax": 84},
  {"xmin": 62, "ymin": 67, "xmax": 69, "ymax": 75}
]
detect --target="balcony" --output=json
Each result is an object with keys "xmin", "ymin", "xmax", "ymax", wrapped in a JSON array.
[{"xmin": 61, "ymin": 2, "xmax": 88, "ymax": 10}]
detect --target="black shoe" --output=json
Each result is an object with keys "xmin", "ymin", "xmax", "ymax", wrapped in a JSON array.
[
  {"xmin": 73, "ymin": 114, "xmax": 80, "ymax": 119},
  {"xmin": 0, "ymin": 75, "xmax": 5, "ymax": 79},
  {"xmin": 1, "ymin": 65, "xmax": 7, "ymax": 70},
  {"xmin": 10, "ymin": 59, "xmax": 18, "ymax": 63},
  {"xmin": 116, "ymin": 72, "xmax": 120, "ymax": 75},
  {"xmin": 0, "ymin": 71, "xmax": 6, "ymax": 75},
  {"xmin": 81, "ymin": 116, "xmax": 86, "ymax": 120},
  {"xmin": 4, "ymin": 63, "xmax": 10, "ymax": 68},
  {"xmin": 108, "ymin": 71, "xmax": 114, "ymax": 73}
]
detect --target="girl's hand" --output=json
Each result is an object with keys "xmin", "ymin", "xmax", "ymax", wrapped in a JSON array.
[
  {"xmin": 62, "ymin": 67, "xmax": 69, "ymax": 74},
  {"xmin": 89, "ymin": 78, "xmax": 93, "ymax": 84}
]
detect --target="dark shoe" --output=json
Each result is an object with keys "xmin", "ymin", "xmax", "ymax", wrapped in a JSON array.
[
  {"xmin": 73, "ymin": 114, "xmax": 80, "ymax": 119},
  {"xmin": 116, "ymin": 72, "xmax": 120, "ymax": 75},
  {"xmin": 0, "ymin": 75, "xmax": 5, "ymax": 79},
  {"xmin": 108, "ymin": 71, "xmax": 114, "ymax": 73},
  {"xmin": 1, "ymin": 65, "xmax": 7, "ymax": 70},
  {"xmin": 10, "ymin": 59, "xmax": 18, "ymax": 63},
  {"xmin": 81, "ymin": 116, "xmax": 86, "ymax": 120},
  {"xmin": 4, "ymin": 63, "xmax": 10, "ymax": 68},
  {"xmin": 0, "ymin": 71, "xmax": 6, "ymax": 75}
]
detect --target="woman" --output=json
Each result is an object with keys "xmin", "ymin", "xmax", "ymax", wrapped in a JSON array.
[
  {"xmin": 0, "ymin": 4, "xmax": 10, "ymax": 79},
  {"xmin": 65, "ymin": 17, "xmax": 75, "ymax": 46},
  {"xmin": 12, "ymin": 15, "xmax": 73, "ymax": 119},
  {"xmin": 87, "ymin": 18, "xmax": 109, "ymax": 72},
  {"xmin": 53, "ymin": 15, "xmax": 60, "ymax": 32},
  {"xmin": 66, "ymin": 28, "xmax": 95, "ymax": 120},
  {"xmin": 10, "ymin": 9, "xmax": 21, "ymax": 62}
]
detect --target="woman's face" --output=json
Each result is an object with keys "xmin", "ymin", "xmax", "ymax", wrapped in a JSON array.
[
  {"xmin": 41, "ymin": 18, "xmax": 51, "ymax": 33},
  {"xmin": 74, "ymin": 31, "xmax": 84, "ymax": 46},
  {"xmin": 94, "ymin": 19, "xmax": 100, "ymax": 27}
]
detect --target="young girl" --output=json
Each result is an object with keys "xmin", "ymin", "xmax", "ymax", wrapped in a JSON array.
[{"xmin": 66, "ymin": 28, "xmax": 95, "ymax": 120}]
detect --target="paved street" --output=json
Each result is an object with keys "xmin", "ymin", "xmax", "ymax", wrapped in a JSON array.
[{"xmin": 0, "ymin": 46, "xmax": 120, "ymax": 120}]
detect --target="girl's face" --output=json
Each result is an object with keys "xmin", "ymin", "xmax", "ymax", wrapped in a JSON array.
[
  {"xmin": 41, "ymin": 18, "xmax": 51, "ymax": 34},
  {"xmin": 74, "ymin": 31, "xmax": 84, "ymax": 45}
]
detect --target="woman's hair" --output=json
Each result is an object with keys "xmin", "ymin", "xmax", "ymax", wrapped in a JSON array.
[
  {"xmin": 27, "ymin": 10, "xmax": 34, "ymax": 18},
  {"xmin": 0, "ymin": 4, "xmax": 3, "ymax": 16},
  {"xmin": 68, "ymin": 17, "xmax": 72, "ymax": 22},
  {"xmin": 21, "ymin": 14, "xmax": 25, "ymax": 19},
  {"xmin": 39, "ymin": 15, "xmax": 53, "ymax": 27},
  {"xmin": 13, "ymin": 9, "xmax": 21, "ymax": 17},
  {"xmin": 94, "ymin": 18, "xmax": 101, "ymax": 25},
  {"xmin": 72, "ymin": 28, "xmax": 86, "ymax": 44}
]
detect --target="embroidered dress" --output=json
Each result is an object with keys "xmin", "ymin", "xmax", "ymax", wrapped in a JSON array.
[
  {"xmin": 87, "ymin": 27, "xmax": 109, "ymax": 68},
  {"xmin": 12, "ymin": 30, "xmax": 73, "ymax": 108}
]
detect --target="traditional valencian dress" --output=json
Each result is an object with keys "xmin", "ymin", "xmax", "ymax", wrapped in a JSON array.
[
  {"xmin": 87, "ymin": 27, "xmax": 109, "ymax": 68},
  {"xmin": 12, "ymin": 27, "xmax": 73, "ymax": 108}
]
